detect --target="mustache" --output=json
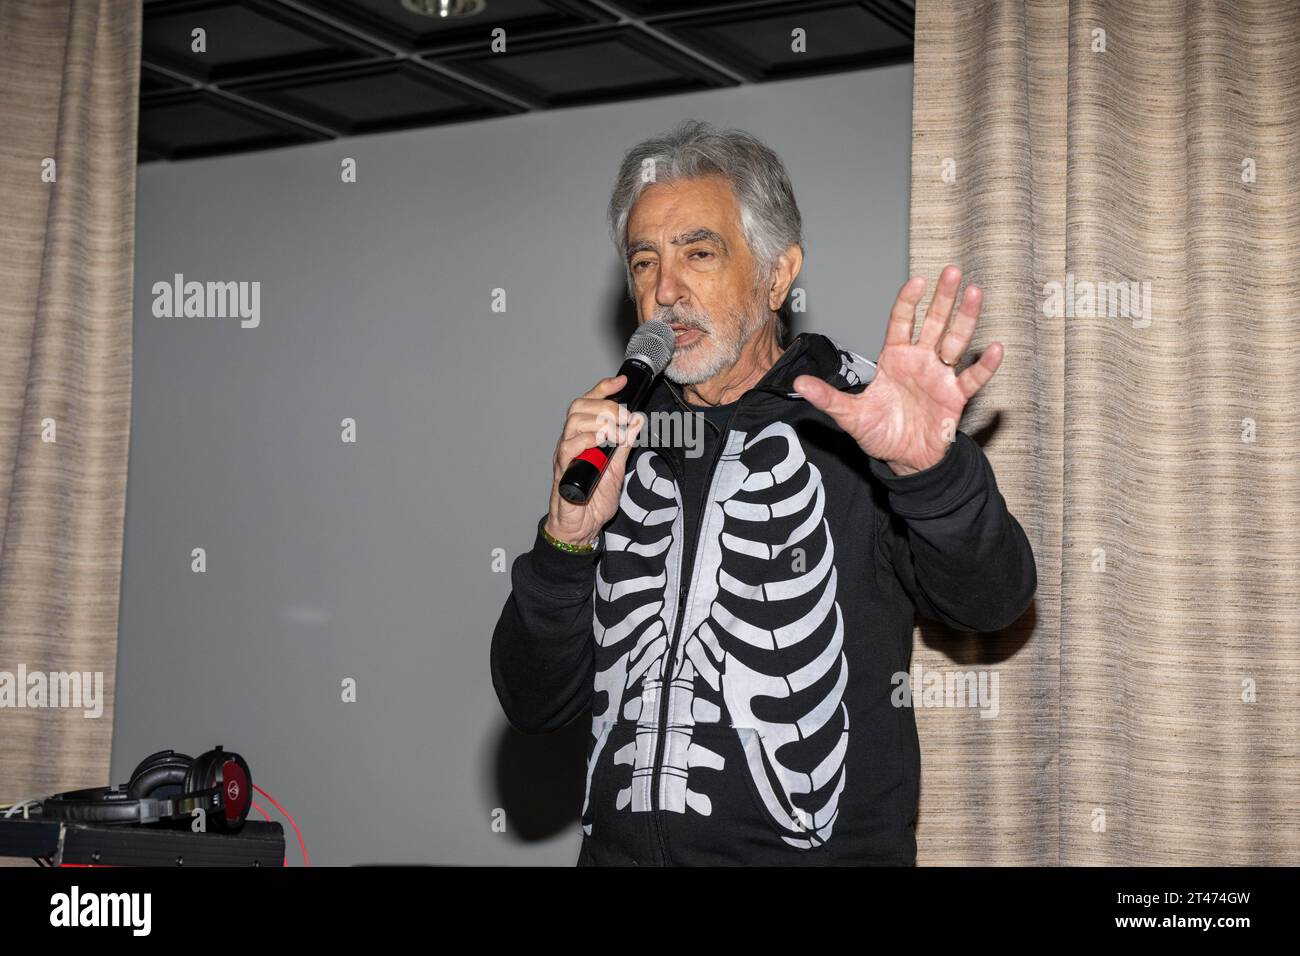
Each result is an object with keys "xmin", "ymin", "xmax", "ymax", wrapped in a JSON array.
[{"xmin": 655, "ymin": 310, "xmax": 711, "ymax": 332}]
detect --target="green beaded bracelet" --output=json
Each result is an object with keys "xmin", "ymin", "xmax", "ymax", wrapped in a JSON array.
[{"xmin": 541, "ymin": 524, "xmax": 597, "ymax": 553}]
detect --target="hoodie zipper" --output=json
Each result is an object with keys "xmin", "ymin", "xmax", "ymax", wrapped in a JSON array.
[{"xmin": 645, "ymin": 377, "xmax": 801, "ymax": 865}]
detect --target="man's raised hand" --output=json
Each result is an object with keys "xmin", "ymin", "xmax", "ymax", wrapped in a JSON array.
[{"xmin": 793, "ymin": 265, "xmax": 1004, "ymax": 476}]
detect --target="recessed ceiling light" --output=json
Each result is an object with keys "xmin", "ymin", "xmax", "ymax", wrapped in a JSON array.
[{"xmin": 399, "ymin": 0, "xmax": 487, "ymax": 18}]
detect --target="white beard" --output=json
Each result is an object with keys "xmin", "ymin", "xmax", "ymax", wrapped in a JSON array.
[{"xmin": 663, "ymin": 297, "xmax": 768, "ymax": 386}]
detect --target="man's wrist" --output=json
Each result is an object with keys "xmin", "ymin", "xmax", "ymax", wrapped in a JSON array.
[
  {"xmin": 883, "ymin": 460, "xmax": 924, "ymax": 477},
  {"xmin": 880, "ymin": 440, "xmax": 955, "ymax": 477},
  {"xmin": 521, "ymin": 516, "xmax": 600, "ymax": 598},
  {"xmin": 867, "ymin": 432, "xmax": 977, "ymax": 517},
  {"xmin": 542, "ymin": 519, "xmax": 598, "ymax": 552}
]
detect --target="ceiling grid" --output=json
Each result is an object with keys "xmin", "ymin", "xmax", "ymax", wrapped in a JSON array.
[{"xmin": 139, "ymin": 0, "xmax": 914, "ymax": 161}]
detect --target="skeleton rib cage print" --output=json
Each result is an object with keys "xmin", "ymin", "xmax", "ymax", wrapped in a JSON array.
[{"xmin": 585, "ymin": 418, "xmax": 850, "ymax": 849}]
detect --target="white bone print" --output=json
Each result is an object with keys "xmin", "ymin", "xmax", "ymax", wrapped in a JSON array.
[
  {"xmin": 584, "ymin": 423, "xmax": 849, "ymax": 849},
  {"xmin": 580, "ymin": 451, "xmax": 682, "ymax": 833},
  {"xmin": 679, "ymin": 421, "xmax": 848, "ymax": 847}
]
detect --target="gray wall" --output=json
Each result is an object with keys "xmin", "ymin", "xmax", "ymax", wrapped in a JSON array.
[{"xmin": 117, "ymin": 63, "xmax": 913, "ymax": 865}]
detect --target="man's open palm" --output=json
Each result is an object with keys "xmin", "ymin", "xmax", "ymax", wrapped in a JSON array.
[{"xmin": 793, "ymin": 266, "xmax": 1004, "ymax": 476}]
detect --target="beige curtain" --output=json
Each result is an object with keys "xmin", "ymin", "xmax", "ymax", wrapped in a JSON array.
[
  {"xmin": 908, "ymin": 0, "xmax": 1300, "ymax": 864},
  {"xmin": 0, "ymin": 0, "xmax": 139, "ymax": 819}
]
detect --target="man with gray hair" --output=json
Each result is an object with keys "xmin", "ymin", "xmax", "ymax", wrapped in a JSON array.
[{"xmin": 491, "ymin": 119, "xmax": 1036, "ymax": 865}]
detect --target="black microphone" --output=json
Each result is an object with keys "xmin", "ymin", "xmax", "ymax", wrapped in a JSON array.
[{"xmin": 558, "ymin": 319, "xmax": 676, "ymax": 505}]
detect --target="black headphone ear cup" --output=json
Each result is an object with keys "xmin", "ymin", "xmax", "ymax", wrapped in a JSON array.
[
  {"xmin": 186, "ymin": 748, "xmax": 252, "ymax": 829},
  {"xmin": 127, "ymin": 750, "xmax": 194, "ymax": 799},
  {"xmin": 185, "ymin": 749, "xmax": 214, "ymax": 797},
  {"xmin": 129, "ymin": 749, "xmax": 179, "ymax": 784}
]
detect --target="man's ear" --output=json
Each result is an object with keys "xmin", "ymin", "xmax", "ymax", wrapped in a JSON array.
[{"xmin": 767, "ymin": 243, "xmax": 804, "ymax": 313}]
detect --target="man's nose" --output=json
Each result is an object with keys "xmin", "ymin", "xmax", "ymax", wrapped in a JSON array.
[{"xmin": 654, "ymin": 261, "xmax": 688, "ymax": 309}]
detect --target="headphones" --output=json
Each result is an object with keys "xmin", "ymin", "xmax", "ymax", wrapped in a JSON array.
[{"xmin": 40, "ymin": 746, "xmax": 252, "ymax": 831}]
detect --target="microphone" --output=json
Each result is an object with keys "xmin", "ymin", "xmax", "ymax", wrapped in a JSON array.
[{"xmin": 558, "ymin": 319, "xmax": 676, "ymax": 505}]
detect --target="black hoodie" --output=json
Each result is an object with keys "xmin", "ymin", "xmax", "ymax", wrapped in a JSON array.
[{"xmin": 491, "ymin": 331, "xmax": 1037, "ymax": 865}]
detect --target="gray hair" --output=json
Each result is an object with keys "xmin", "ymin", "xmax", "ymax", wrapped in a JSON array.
[{"xmin": 606, "ymin": 119, "xmax": 803, "ymax": 343}]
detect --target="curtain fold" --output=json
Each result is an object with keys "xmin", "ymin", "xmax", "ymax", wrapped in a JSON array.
[
  {"xmin": 909, "ymin": 0, "xmax": 1299, "ymax": 864},
  {"xmin": 0, "ymin": 0, "xmax": 139, "ymax": 812}
]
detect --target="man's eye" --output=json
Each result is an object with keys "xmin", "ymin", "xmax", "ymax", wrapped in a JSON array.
[{"xmin": 632, "ymin": 260, "xmax": 653, "ymax": 272}]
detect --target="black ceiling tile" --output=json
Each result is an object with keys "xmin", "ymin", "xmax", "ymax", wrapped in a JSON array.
[
  {"xmin": 142, "ymin": 0, "xmax": 388, "ymax": 83},
  {"xmin": 605, "ymin": 0, "xmax": 794, "ymax": 17},
  {"xmin": 650, "ymin": 0, "xmax": 911, "ymax": 83},
  {"xmin": 855, "ymin": 0, "xmax": 916, "ymax": 37},
  {"xmin": 224, "ymin": 60, "xmax": 523, "ymax": 135},
  {"xmin": 429, "ymin": 25, "xmax": 737, "ymax": 109},
  {"xmin": 293, "ymin": 0, "xmax": 615, "ymax": 53},
  {"xmin": 138, "ymin": 90, "xmax": 331, "ymax": 160}
]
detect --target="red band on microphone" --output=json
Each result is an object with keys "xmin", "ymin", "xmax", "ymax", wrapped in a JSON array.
[{"xmin": 576, "ymin": 447, "xmax": 609, "ymax": 470}]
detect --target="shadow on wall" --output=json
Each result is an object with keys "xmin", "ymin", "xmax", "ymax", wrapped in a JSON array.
[{"xmin": 490, "ymin": 717, "xmax": 589, "ymax": 844}]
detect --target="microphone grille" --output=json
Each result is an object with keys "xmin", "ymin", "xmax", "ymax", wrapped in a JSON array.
[{"xmin": 626, "ymin": 319, "xmax": 676, "ymax": 375}]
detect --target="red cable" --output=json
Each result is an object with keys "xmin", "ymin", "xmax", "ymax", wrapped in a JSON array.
[{"xmin": 252, "ymin": 783, "xmax": 310, "ymax": 867}]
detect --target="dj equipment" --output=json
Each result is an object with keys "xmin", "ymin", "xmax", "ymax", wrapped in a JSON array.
[
  {"xmin": 39, "ymin": 745, "xmax": 252, "ymax": 831},
  {"xmin": 0, "ymin": 816, "xmax": 285, "ymax": 867}
]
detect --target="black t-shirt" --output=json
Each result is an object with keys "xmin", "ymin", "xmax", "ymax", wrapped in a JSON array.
[
  {"xmin": 676, "ymin": 400, "xmax": 739, "ymax": 552},
  {"xmin": 689, "ymin": 400, "xmax": 738, "ymax": 434}
]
